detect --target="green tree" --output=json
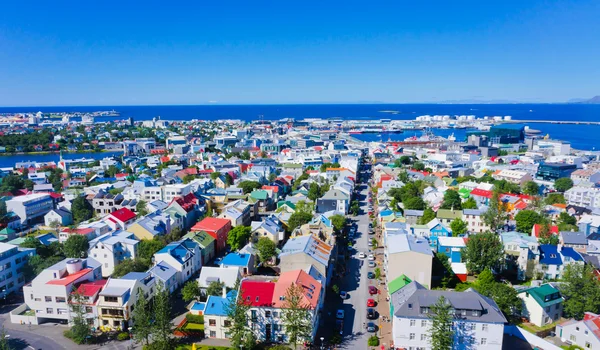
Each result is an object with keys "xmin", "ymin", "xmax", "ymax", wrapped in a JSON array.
[
  {"xmin": 281, "ymin": 284, "xmax": 313, "ymax": 349},
  {"xmin": 225, "ymin": 173, "xmax": 234, "ymax": 186},
  {"xmin": 210, "ymin": 171, "xmax": 221, "ymax": 180},
  {"xmin": 238, "ymin": 181, "xmax": 262, "ymax": 194},
  {"xmin": 562, "ymin": 264, "xmax": 600, "ymax": 320},
  {"xmin": 483, "ymin": 282, "xmax": 522, "ymax": 321},
  {"xmin": 329, "ymin": 214, "xmax": 346, "ymax": 233},
  {"xmin": 183, "ymin": 174, "xmax": 195, "ymax": 184},
  {"xmin": 432, "ymin": 252, "xmax": 459, "ymax": 289},
  {"xmin": 112, "ymin": 258, "xmax": 150, "ymax": 278},
  {"xmin": 0, "ymin": 175, "xmax": 24, "ymax": 194},
  {"xmin": 227, "ymin": 226, "xmax": 252, "ymax": 251},
  {"xmin": 182, "ymin": 280, "xmax": 202, "ymax": 302},
  {"xmin": 241, "ymin": 150, "xmax": 251, "ymax": 160},
  {"xmin": 138, "ymin": 239, "xmax": 166, "ymax": 260},
  {"xmin": 440, "ymin": 189, "xmax": 462, "ymax": 210},
  {"xmin": 413, "ymin": 162, "xmax": 425, "ymax": 171},
  {"xmin": 427, "ymin": 296, "xmax": 454, "ymax": 350},
  {"xmin": 555, "ymin": 177, "xmax": 574, "ymax": 192},
  {"xmin": 67, "ymin": 288, "xmax": 92, "ymax": 344},
  {"xmin": 63, "ymin": 235, "xmax": 89, "ymax": 258},
  {"xmin": 206, "ymin": 280, "xmax": 226, "ymax": 297},
  {"xmin": 515, "ymin": 210, "xmax": 543, "ymax": 233},
  {"xmin": 450, "ymin": 218, "xmax": 468, "ymax": 236},
  {"xmin": 483, "ymin": 190, "xmax": 508, "ymax": 232},
  {"xmin": 404, "ymin": 197, "xmax": 426, "ymax": 210},
  {"xmin": 288, "ymin": 211, "xmax": 313, "ymax": 232},
  {"xmin": 152, "ymin": 282, "xmax": 174, "ymax": 349},
  {"xmin": 418, "ymin": 208, "xmax": 436, "ymax": 225},
  {"xmin": 131, "ymin": 288, "xmax": 152, "ymax": 346},
  {"xmin": 368, "ymin": 335, "xmax": 380, "ymax": 346},
  {"xmin": 475, "ymin": 268, "xmax": 496, "ymax": 290},
  {"xmin": 462, "ymin": 197, "xmax": 478, "ymax": 209},
  {"xmin": 0, "ymin": 327, "xmax": 10, "ymax": 350},
  {"xmin": 71, "ymin": 195, "xmax": 93, "ymax": 224},
  {"xmin": 558, "ymin": 212, "xmax": 577, "ymax": 226},
  {"xmin": 307, "ymin": 182, "xmax": 320, "ymax": 201},
  {"xmin": 462, "ymin": 232, "xmax": 504, "ymax": 274},
  {"xmin": 523, "ymin": 181, "xmax": 540, "ymax": 196},
  {"xmin": 105, "ymin": 165, "xmax": 119, "ymax": 177},
  {"xmin": 225, "ymin": 286, "xmax": 256, "ymax": 350},
  {"xmin": 545, "ymin": 193, "xmax": 566, "ymax": 205},
  {"xmin": 256, "ymin": 237, "xmax": 277, "ymax": 263}
]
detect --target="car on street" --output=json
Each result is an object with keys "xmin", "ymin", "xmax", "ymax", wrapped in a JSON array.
[
  {"xmin": 367, "ymin": 299, "xmax": 376, "ymax": 307},
  {"xmin": 368, "ymin": 261, "xmax": 376, "ymax": 268},
  {"xmin": 367, "ymin": 322, "xmax": 377, "ymax": 332},
  {"xmin": 368, "ymin": 254, "xmax": 375, "ymax": 261},
  {"xmin": 369, "ymin": 286, "xmax": 378, "ymax": 295},
  {"xmin": 336, "ymin": 309, "xmax": 345, "ymax": 319},
  {"xmin": 367, "ymin": 271, "xmax": 375, "ymax": 279},
  {"xmin": 367, "ymin": 308, "xmax": 376, "ymax": 319},
  {"xmin": 368, "ymin": 240, "xmax": 373, "ymax": 247},
  {"xmin": 358, "ymin": 252, "xmax": 366, "ymax": 259},
  {"xmin": 340, "ymin": 291, "xmax": 348, "ymax": 299}
]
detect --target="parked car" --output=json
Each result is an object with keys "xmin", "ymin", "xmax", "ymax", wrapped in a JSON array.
[
  {"xmin": 368, "ymin": 254, "xmax": 375, "ymax": 261},
  {"xmin": 369, "ymin": 286, "xmax": 378, "ymax": 295},
  {"xmin": 340, "ymin": 291, "xmax": 348, "ymax": 299},
  {"xmin": 358, "ymin": 252, "xmax": 366, "ymax": 259},
  {"xmin": 367, "ymin": 271, "xmax": 375, "ymax": 279},
  {"xmin": 336, "ymin": 309, "xmax": 345, "ymax": 319},
  {"xmin": 368, "ymin": 261, "xmax": 376, "ymax": 268},
  {"xmin": 367, "ymin": 308, "xmax": 376, "ymax": 319},
  {"xmin": 367, "ymin": 322, "xmax": 377, "ymax": 332},
  {"xmin": 367, "ymin": 299, "xmax": 376, "ymax": 307}
]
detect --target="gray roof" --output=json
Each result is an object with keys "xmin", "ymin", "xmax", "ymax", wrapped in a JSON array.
[
  {"xmin": 387, "ymin": 234, "xmax": 433, "ymax": 256},
  {"xmin": 392, "ymin": 281, "xmax": 507, "ymax": 324},
  {"xmin": 560, "ymin": 231, "xmax": 587, "ymax": 245},
  {"xmin": 403, "ymin": 210, "xmax": 424, "ymax": 217},
  {"xmin": 319, "ymin": 189, "xmax": 349, "ymax": 200},
  {"xmin": 148, "ymin": 261, "xmax": 177, "ymax": 282},
  {"xmin": 463, "ymin": 209, "xmax": 485, "ymax": 216}
]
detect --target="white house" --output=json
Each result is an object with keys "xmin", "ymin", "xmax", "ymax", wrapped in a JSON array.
[
  {"xmin": 0, "ymin": 243, "xmax": 36, "ymax": 298},
  {"xmin": 153, "ymin": 238, "xmax": 202, "ymax": 288},
  {"xmin": 517, "ymin": 284, "xmax": 563, "ymax": 327},
  {"xmin": 88, "ymin": 230, "xmax": 139, "ymax": 277},
  {"xmin": 44, "ymin": 208, "xmax": 73, "ymax": 227},
  {"xmin": 6, "ymin": 193, "xmax": 54, "ymax": 226},
  {"xmin": 556, "ymin": 312, "xmax": 600, "ymax": 350}
]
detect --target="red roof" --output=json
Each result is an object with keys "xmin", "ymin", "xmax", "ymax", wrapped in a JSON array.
[
  {"xmin": 514, "ymin": 201, "xmax": 528, "ymax": 210},
  {"xmin": 532, "ymin": 224, "xmax": 559, "ymax": 238},
  {"xmin": 262, "ymin": 185, "xmax": 279, "ymax": 193},
  {"xmin": 171, "ymin": 193, "xmax": 197, "ymax": 213},
  {"xmin": 198, "ymin": 169, "xmax": 214, "ymax": 174},
  {"xmin": 160, "ymin": 156, "xmax": 171, "ymax": 163},
  {"xmin": 110, "ymin": 208, "xmax": 136, "ymax": 222},
  {"xmin": 470, "ymin": 188, "xmax": 493, "ymax": 199},
  {"xmin": 115, "ymin": 173, "xmax": 128, "ymax": 178},
  {"xmin": 61, "ymin": 228, "xmax": 94, "ymax": 236},
  {"xmin": 47, "ymin": 268, "xmax": 93, "ymax": 286},
  {"xmin": 241, "ymin": 280, "xmax": 275, "ymax": 307},
  {"xmin": 49, "ymin": 192, "xmax": 63, "ymax": 199},
  {"xmin": 74, "ymin": 280, "xmax": 108, "ymax": 297},
  {"xmin": 192, "ymin": 217, "xmax": 231, "ymax": 233}
]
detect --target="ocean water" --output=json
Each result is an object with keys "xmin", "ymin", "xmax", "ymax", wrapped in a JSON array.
[
  {"xmin": 0, "ymin": 151, "xmax": 123, "ymax": 168},
  {"xmin": 0, "ymin": 104, "xmax": 599, "ymax": 150}
]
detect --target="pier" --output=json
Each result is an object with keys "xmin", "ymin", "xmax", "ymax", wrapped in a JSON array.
[{"xmin": 500, "ymin": 120, "xmax": 600, "ymax": 125}]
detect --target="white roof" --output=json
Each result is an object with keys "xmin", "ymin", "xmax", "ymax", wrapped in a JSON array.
[
  {"xmin": 451, "ymin": 262, "xmax": 467, "ymax": 275},
  {"xmin": 198, "ymin": 266, "xmax": 241, "ymax": 289},
  {"xmin": 438, "ymin": 236, "xmax": 466, "ymax": 248}
]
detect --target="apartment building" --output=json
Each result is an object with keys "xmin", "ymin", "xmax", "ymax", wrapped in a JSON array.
[
  {"xmin": 0, "ymin": 243, "xmax": 36, "ymax": 298},
  {"xmin": 462, "ymin": 209, "xmax": 491, "ymax": 234},
  {"xmin": 22, "ymin": 258, "xmax": 102, "ymax": 324},
  {"xmin": 162, "ymin": 183, "xmax": 192, "ymax": 203},
  {"xmin": 6, "ymin": 193, "xmax": 54, "ymax": 226},
  {"xmin": 564, "ymin": 186, "xmax": 600, "ymax": 208},
  {"xmin": 154, "ymin": 238, "xmax": 202, "ymax": 288}
]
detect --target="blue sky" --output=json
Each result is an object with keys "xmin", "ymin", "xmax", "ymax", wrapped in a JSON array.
[{"xmin": 0, "ymin": 1, "xmax": 599, "ymax": 106}]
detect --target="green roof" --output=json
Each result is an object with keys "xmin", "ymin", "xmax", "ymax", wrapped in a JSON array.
[
  {"xmin": 277, "ymin": 201, "xmax": 296, "ymax": 210},
  {"xmin": 519, "ymin": 284, "xmax": 563, "ymax": 308},
  {"xmin": 458, "ymin": 188, "xmax": 472, "ymax": 198},
  {"xmin": 250, "ymin": 190, "xmax": 268, "ymax": 200},
  {"xmin": 388, "ymin": 274, "xmax": 412, "ymax": 295},
  {"xmin": 281, "ymin": 163, "xmax": 303, "ymax": 168},
  {"xmin": 0, "ymin": 227, "xmax": 15, "ymax": 235},
  {"xmin": 183, "ymin": 231, "xmax": 215, "ymax": 248},
  {"xmin": 436, "ymin": 209, "xmax": 463, "ymax": 220},
  {"xmin": 8, "ymin": 237, "xmax": 26, "ymax": 245}
]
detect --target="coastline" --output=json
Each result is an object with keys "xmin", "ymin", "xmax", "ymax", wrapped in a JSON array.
[{"xmin": 0, "ymin": 149, "xmax": 122, "ymax": 157}]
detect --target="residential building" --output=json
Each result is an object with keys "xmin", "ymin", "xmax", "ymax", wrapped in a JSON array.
[
  {"xmin": 88, "ymin": 231, "xmax": 139, "ymax": 277},
  {"xmin": 251, "ymin": 215, "xmax": 284, "ymax": 244},
  {"xmin": 6, "ymin": 193, "xmax": 54, "ymax": 226},
  {"xmin": 462, "ymin": 209, "xmax": 490, "ymax": 234},
  {"xmin": 383, "ymin": 230, "xmax": 433, "ymax": 288},
  {"xmin": 203, "ymin": 292, "xmax": 234, "ymax": 339},
  {"xmin": 316, "ymin": 189, "xmax": 349, "ymax": 214},
  {"xmin": 22, "ymin": 258, "xmax": 102, "ymax": 324},
  {"xmin": 0, "ymin": 243, "xmax": 35, "ymax": 298},
  {"xmin": 219, "ymin": 199, "xmax": 252, "ymax": 227},
  {"xmin": 191, "ymin": 217, "xmax": 232, "ymax": 253},
  {"xmin": 104, "ymin": 208, "xmax": 137, "ymax": 230},
  {"xmin": 58, "ymin": 227, "xmax": 96, "ymax": 244},
  {"xmin": 535, "ymin": 244, "xmax": 584, "ymax": 280},
  {"xmin": 517, "ymin": 284, "xmax": 564, "ymax": 327},
  {"xmin": 556, "ymin": 312, "xmax": 600, "ymax": 350},
  {"xmin": 220, "ymin": 252, "xmax": 256, "ymax": 276},
  {"xmin": 391, "ymin": 281, "xmax": 506, "ymax": 350},
  {"xmin": 183, "ymin": 230, "xmax": 216, "ymax": 265},
  {"xmin": 559, "ymin": 231, "xmax": 588, "ymax": 252},
  {"xmin": 154, "ymin": 238, "xmax": 202, "ymax": 287},
  {"xmin": 565, "ymin": 186, "xmax": 600, "ymax": 209},
  {"xmin": 279, "ymin": 234, "xmax": 333, "ymax": 286},
  {"xmin": 44, "ymin": 208, "xmax": 73, "ymax": 227},
  {"xmin": 494, "ymin": 169, "xmax": 533, "ymax": 185},
  {"xmin": 198, "ymin": 266, "xmax": 241, "ymax": 291},
  {"xmin": 436, "ymin": 209, "xmax": 463, "ymax": 227}
]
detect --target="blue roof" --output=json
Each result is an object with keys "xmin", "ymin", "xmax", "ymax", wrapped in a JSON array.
[
  {"xmin": 380, "ymin": 209, "xmax": 393, "ymax": 217},
  {"xmin": 560, "ymin": 247, "xmax": 583, "ymax": 262},
  {"xmin": 539, "ymin": 245, "xmax": 562, "ymax": 265},
  {"xmin": 220, "ymin": 252, "xmax": 251, "ymax": 267},
  {"xmin": 121, "ymin": 272, "xmax": 149, "ymax": 281},
  {"xmin": 204, "ymin": 294, "xmax": 233, "ymax": 316},
  {"xmin": 157, "ymin": 240, "xmax": 194, "ymax": 264},
  {"xmin": 191, "ymin": 302, "xmax": 206, "ymax": 311}
]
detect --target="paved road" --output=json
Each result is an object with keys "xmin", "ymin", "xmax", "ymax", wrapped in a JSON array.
[{"xmin": 338, "ymin": 181, "xmax": 373, "ymax": 349}]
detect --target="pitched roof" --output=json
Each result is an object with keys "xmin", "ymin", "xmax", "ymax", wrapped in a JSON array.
[
  {"xmin": 388, "ymin": 275, "xmax": 412, "ymax": 295},
  {"xmin": 74, "ymin": 280, "xmax": 108, "ymax": 297},
  {"xmin": 47, "ymin": 268, "xmax": 93, "ymax": 286},
  {"xmin": 279, "ymin": 235, "xmax": 332, "ymax": 267},
  {"xmin": 192, "ymin": 217, "xmax": 231, "ymax": 232},
  {"xmin": 110, "ymin": 208, "xmax": 136, "ymax": 222},
  {"xmin": 519, "ymin": 284, "xmax": 563, "ymax": 308},
  {"xmin": 470, "ymin": 188, "xmax": 493, "ymax": 198},
  {"xmin": 272, "ymin": 269, "xmax": 321, "ymax": 309},
  {"xmin": 241, "ymin": 280, "xmax": 275, "ymax": 307}
]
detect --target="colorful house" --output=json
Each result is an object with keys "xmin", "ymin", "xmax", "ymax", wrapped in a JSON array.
[{"xmin": 191, "ymin": 217, "xmax": 232, "ymax": 253}]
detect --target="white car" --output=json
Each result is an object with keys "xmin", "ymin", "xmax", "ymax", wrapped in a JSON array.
[
  {"xmin": 336, "ymin": 309, "xmax": 345, "ymax": 319},
  {"xmin": 358, "ymin": 252, "xmax": 366, "ymax": 259},
  {"xmin": 368, "ymin": 261, "xmax": 376, "ymax": 268},
  {"xmin": 368, "ymin": 254, "xmax": 375, "ymax": 261}
]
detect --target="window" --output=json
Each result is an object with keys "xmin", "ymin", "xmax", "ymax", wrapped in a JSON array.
[
  {"xmin": 481, "ymin": 338, "xmax": 487, "ymax": 345},
  {"xmin": 409, "ymin": 333, "xmax": 415, "ymax": 340},
  {"xmin": 265, "ymin": 311, "xmax": 271, "ymax": 317},
  {"xmin": 224, "ymin": 320, "xmax": 231, "ymax": 327},
  {"xmin": 45, "ymin": 296, "xmax": 52, "ymax": 302},
  {"xmin": 576, "ymin": 327, "xmax": 580, "ymax": 332},
  {"xmin": 55, "ymin": 297, "xmax": 66, "ymax": 303},
  {"xmin": 410, "ymin": 319, "xmax": 415, "ymax": 326},
  {"xmin": 57, "ymin": 308, "xmax": 68, "ymax": 315},
  {"xmin": 421, "ymin": 334, "xmax": 427, "ymax": 341},
  {"xmin": 421, "ymin": 320, "xmax": 427, "ymax": 327},
  {"xmin": 46, "ymin": 308, "xmax": 53, "ymax": 314},
  {"xmin": 209, "ymin": 319, "xmax": 216, "ymax": 326},
  {"xmin": 210, "ymin": 331, "xmax": 216, "ymax": 338},
  {"xmin": 482, "ymin": 324, "xmax": 488, "ymax": 331},
  {"xmin": 104, "ymin": 296, "xmax": 118, "ymax": 303},
  {"xmin": 586, "ymin": 342, "xmax": 591, "ymax": 348},
  {"xmin": 273, "ymin": 311, "xmax": 279, "ymax": 317},
  {"xmin": 85, "ymin": 307, "xmax": 93, "ymax": 313},
  {"xmin": 570, "ymin": 335, "xmax": 576, "ymax": 342}
]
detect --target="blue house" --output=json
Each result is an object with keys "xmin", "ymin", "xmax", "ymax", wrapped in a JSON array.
[
  {"xmin": 437, "ymin": 237, "xmax": 467, "ymax": 263},
  {"xmin": 426, "ymin": 218, "xmax": 452, "ymax": 248},
  {"xmin": 220, "ymin": 252, "xmax": 256, "ymax": 275}
]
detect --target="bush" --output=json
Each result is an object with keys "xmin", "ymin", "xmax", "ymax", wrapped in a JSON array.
[
  {"xmin": 117, "ymin": 332, "xmax": 130, "ymax": 341},
  {"xmin": 368, "ymin": 335, "xmax": 379, "ymax": 346},
  {"xmin": 185, "ymin": 313, "xmax": 204, "ymax": 324}
]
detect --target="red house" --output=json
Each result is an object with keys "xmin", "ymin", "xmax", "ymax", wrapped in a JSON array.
[
  {"xmin": 105, "ymin": 208, "xmax": 137, "ymax": 230},
  {"xmin": 191, "ymin": 217, "xmax": 232, "ymax": 252}
]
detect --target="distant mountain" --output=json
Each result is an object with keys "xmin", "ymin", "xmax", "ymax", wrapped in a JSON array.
[
  {"xmin": 568, "ymin": 96, "xmax": 600, "ymax": 104},
  {"xmin": 430, "ymin": 99, "xmax": 526, "ymax": 104},
  {"xmin": 582, "ymin": 96, "xmax": 600, "ymax": 104}
]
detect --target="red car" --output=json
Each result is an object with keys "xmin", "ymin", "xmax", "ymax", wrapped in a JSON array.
[
  {"xmin": 367, "ymin": 299, "xmax": 376, "ymax": 307},
  {"xmin": 369, "ymin": 286, "xmax": 378, "ymax": 295}
]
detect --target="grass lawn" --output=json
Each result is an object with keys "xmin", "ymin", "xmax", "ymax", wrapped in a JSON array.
[
  {"xmin": 519, "ymin": 320, "xmax": 560, "ymax": 333},
  {"xmin": 183, "ymin": 322, "xmax": 204, "ymax": 331}
]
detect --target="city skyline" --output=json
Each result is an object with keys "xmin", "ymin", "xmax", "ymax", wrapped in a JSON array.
[{"xmin": 1, "ymin": 1, "xmax": 599, "ymax": 106}]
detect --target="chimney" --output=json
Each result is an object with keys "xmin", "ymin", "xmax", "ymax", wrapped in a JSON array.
[{"xmin": 222, "ymin": 285, "xmax": 227, "ymax": 298}]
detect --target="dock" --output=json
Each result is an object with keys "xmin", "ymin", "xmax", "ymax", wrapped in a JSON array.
[{"xmin": 500, "ymin": 120, "xmax": 600, "ymax": 125}]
